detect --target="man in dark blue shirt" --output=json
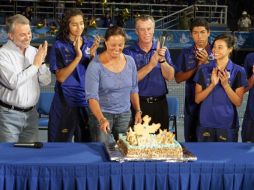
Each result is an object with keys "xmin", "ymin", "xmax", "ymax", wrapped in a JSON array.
[
  {"xmin": 175, "ymin": 18, "xmax": 213, "ymax": 142},
  {"xmin": 124, "ymin": 15, "xmax": 175, "ymax": 130}
]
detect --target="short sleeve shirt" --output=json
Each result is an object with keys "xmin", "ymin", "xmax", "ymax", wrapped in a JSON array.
[
  {"xmin": 124, "ymin": 41, "xmax": 174, "ymax": 97},
  {"xmin": 49, "ymin": 36, "xmax": 94, "ymax": 107},
  {"xmin": 193, "ymin": 60, "xmax": 248, "ymax": 128},
  {"xmin": 85, "ymin": 54, "xmax": 138, "ymax": 114}
]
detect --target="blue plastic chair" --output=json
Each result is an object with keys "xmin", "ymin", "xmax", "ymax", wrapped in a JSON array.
[
  {"xmin": 166, "ymin": 96, "xmax": 179, "ymax": 140},
  {"xmin": 37, "ymin": 92, "xmax": 54, "ymax": 130}
]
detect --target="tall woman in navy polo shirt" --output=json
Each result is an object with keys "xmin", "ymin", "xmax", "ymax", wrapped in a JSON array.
[
  {"xmin": 194, "ymin": 34, "xmax": 248, "ymax": 142},
  {"xmin": 241, "ymin": 53, "xmax": 254, "ymax": 142},
  {"xmin": 48, "ymin": 9, "xmax": 99, "ymax": 142}
]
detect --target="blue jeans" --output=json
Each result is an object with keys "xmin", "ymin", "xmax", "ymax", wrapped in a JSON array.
[
  {"xmin": 89, "ymin": 110, "xmax": 131, "ymax": 146},
  {"xmin": 0, "ymin": 106, "xmax": 38, "ymax": 142}
]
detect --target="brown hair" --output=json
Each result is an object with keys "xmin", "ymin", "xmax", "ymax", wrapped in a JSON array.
[
  {"xmin": 189, "ymin": 18, "xmax": 210, "ymax": 32},
  {"xmin": 57, "ymin": 9, "xmax": 86, "ymax": 42},
  {"xmin": 104, "ymin": 25, "xmax": 126, "ymax": 42}
]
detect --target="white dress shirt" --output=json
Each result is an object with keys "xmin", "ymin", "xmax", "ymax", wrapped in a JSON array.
[{"xmin": 0, "ymin": 40, "xmax": 51, "ymax": 108}]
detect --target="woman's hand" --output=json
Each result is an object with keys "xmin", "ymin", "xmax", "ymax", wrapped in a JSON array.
[
  {"xmin": 134, "ymin": 111, "xmax": 142, "ymax": 124},
  {"xmin": 211, "ymin": 67, "xmax": 219, "ymax": 86},
  {"xmin": 218, "ymin": 69, "xmax": 229, "ymax": 88},
  {"xmin": 99, "ymin": 117, "xmax": 110, "ymax": 134},
  {"xmin": 73, "ymin": 36, "xmax": 82, "ymax": 58},
  {"xmin": 90, "ymin": 35, "xmax": 101, "ymax": 58}
]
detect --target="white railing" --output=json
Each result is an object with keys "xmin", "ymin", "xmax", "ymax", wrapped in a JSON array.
[{"xmin": 155, "ymin": 4, "xmax": 228, "ymax": 29}]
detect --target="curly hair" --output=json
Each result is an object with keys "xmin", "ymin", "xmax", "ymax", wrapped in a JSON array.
[{"xmin": 57, "ymin": 9, "xmax": 86, "ymax": 41}]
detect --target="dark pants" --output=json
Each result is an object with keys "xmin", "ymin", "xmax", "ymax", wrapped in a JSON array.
[
  {"xmin": 184, "ymin": 110, "xmax": 199, "ymax": 142},
  {"xmin": 197, "ymin": 127, "xmax": 239, "ymax": 142},
  {"xmin": 138, "ymin": 96, "xmax": 169, "ymax": 131},
  {"xmin": 241, "ymin": 110, "xmax": 254, "ymax": 142},
  {"xmin": 48, "ymin": 94, "xmax": 90, "ymax": 142}
]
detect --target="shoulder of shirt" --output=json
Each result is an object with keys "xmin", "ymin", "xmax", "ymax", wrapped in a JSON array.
[
  {"xmin": 87, "ymin": 56, "xmax": 100, "ymax": 69},
  {"xmin": 82, "ymin": 36, "xmax": 94, "ymax": 46},
  {"xmin": 245, "ymin": 52, "xmax": 254, "ymax": 61},
  {"xmin": 199, "ymin": 61, "xmax": 213, "ymax": 71},
  {"xmin": 232, "ymin": 61, "xmax": 245, "ymax": 71},
  {"xmin": 124, "ymin": 54, "xmax": 135, "ymax": 63},
  {"xmin": 124, "ymin": 43, "xmax": 138, "ymax": 52},
  {"xmin": 182, "ymin": 46, "xmax": 193, "ymax": 53},
  {"xmin": 53, "ymin": 39, "xmax": 68, "ymax": 47}
]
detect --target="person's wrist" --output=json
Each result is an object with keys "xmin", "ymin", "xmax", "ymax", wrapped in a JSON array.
[
  {"xmin": 159, "ymin": 59, "xmax": 166, "ymax": 64},
  {"xmin": 224, "ymin": 84, "xmax": 231, "ymax": 90},
  {"xmin": 99, "ymin": 117, "xmax": 108, "ymax": 125},
  {"xmin": 135, "ymin": 109, "xmax": 142, "ymax": 115},
  {"xmin": 210, "ymin": 82, "xmax": 215, "ymax": 88}
]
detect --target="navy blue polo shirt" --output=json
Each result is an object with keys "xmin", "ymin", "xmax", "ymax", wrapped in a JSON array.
[
  {"xmin": 175, "ymin": 44, "xmax": 213, "ymax": 114},
  {"xmin": 244, "ymin": 53, "xmax": 254, "ymax": 119},
  {"xmin": 49, "ymin": 36, "xmax": 94, "ymax": 107},
  {"xmin": 123, "ymin": 41, "xmax": 174, "ymax": 97},
  {"xmin": 193, "ymin": 60, "xmax": 248, "ymax": 129}
]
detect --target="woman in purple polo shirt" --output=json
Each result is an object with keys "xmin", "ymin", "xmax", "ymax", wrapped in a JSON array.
[
  {"xmin": 48, "ymin": 9, "xmax": 99, "ymax": 142},
  {"xmin": 194, "ymin": 34, "xmax": 248, "ymax": 142},
  {"xmin": 85, "ymin": 26, "xmax": 142, "ymax": 145}
]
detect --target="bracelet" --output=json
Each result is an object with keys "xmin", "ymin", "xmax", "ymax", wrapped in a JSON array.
[
  {"xmin": 136, "ymin": 109, "xmax": 142, "ymax": 115},
  {"xmin": 224, "ymin": 85, "xmax": 231, "ymax": 90},
  {"xmin": 159, "ymin": 59, "xmax": 166, "ymax": 63}
]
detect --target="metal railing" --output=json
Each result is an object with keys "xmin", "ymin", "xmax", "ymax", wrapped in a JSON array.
[
  {"xmin": 155, "ymin": 4, "xmax": 228, "ymax": 29},
  {"xmin": 0, "ymin": 1, "xmax": 187, "ymax": 26}
]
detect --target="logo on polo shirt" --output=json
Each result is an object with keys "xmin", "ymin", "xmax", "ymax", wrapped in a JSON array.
[
  {"xmin": 202, "ymin": 132, "xmax": 210, "ymax": 137},
  {"xmin": 85, "ymin": 47, "xmax": 91, "ymax": 55},
  {"xmin": 219, "ymin": 135, "xmax": 227, "ymax": 141},
  {"xmin": 227, "ymin": 71, "xmax": 230, "ymax": 78}
]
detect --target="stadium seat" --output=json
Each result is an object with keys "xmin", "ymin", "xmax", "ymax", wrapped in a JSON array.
[
  {"xmin": 37, "ymin": 92, "xmax": 54, "ymax": 130},
  {"xmin": 166, "ymin": 96, "xmax": 179, "ymax": 140}
]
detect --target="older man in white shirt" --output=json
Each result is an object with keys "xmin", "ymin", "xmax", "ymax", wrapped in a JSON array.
[{"xmin": 0, "ymin": 14, "xmax": 51, "ymax": 142}]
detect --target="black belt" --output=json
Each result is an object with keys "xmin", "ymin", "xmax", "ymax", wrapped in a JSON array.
[
  {"xmin": 140, "ymin": 95, "xmax": 166, "ymax": 103},
  {"xmin": 0, "ymin": 100, "xmax": 34, "ymax": 112}
]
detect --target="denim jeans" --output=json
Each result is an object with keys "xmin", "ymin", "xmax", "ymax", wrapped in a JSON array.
[
  {"xmin": 88, "ymin": 110, "xmax": 131, "ymax": 146},
  {"xmin": 0, "ymin": 106, "xmax": 39, "ymax": 142}
]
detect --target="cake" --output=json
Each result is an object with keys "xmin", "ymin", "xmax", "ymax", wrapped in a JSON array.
[{"xmin": 117, "ymin": 115, "xmax": 183, "ymax": 159}]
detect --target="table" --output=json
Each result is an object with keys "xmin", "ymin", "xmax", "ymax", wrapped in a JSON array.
[{"xmin": 0, "ymin": 142, "xmax": 254, "ymax": 190}]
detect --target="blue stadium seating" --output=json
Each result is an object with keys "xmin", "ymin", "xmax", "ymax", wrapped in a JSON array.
[{"xmin": 37, "ymin": 92, "xmax": 54, "ymax": 130}]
